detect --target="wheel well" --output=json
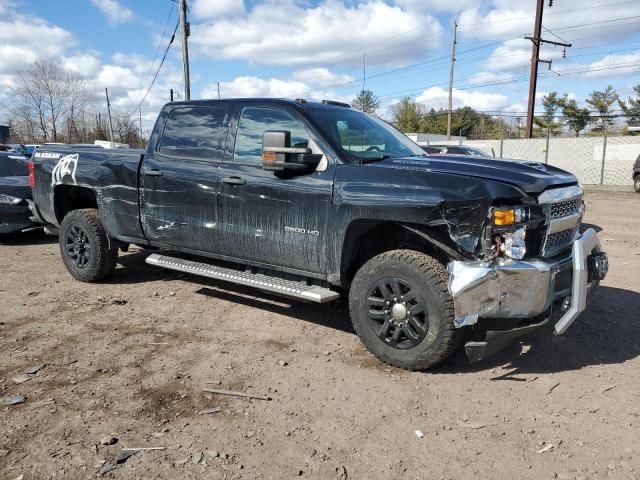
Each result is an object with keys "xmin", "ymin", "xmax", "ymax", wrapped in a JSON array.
[
  {"xmin": 341, "ymin": 221, "xmax": 456, "ymax": 286},
  {"xmin": 54, "ymin": 185, "xmax": 98, "ymax": 224}
]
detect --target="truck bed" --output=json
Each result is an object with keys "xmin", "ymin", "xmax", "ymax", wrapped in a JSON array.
[{"xmin": 31, "ymin": 145, "xmax": 146, "ymax": 243}]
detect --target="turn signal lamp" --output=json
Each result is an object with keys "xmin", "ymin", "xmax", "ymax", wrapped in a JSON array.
[
  {"xmin": 262, "ymin": 151, "xmax": 277, "ymax": 163},
  {"xmin": 493, "ymin": 209, "xmax": 515, "ymax": 226}
]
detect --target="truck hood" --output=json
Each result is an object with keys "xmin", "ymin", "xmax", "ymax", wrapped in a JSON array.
[{"xmin": 376, "ymin": 155, "xmax": 577, "ymax": 194}]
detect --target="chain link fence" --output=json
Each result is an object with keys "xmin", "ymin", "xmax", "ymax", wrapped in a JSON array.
[{"xmin": 434, "ymin": 136, "xmax": 640, "ymax": 186}]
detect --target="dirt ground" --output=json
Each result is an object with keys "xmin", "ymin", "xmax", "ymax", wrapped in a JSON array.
[{"xmin": 1, "ymin": 187, "xmax": 639, "ymax": 480}]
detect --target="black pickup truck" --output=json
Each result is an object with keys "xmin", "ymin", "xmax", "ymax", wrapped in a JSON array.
[{"xmin": 28, "ymin": 98, "xmax": 608, "ymax": 370}]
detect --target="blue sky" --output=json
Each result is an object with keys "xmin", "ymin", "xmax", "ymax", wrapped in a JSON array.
[{"xmin": 1, "ymin": 0, "xmax": 640, "ymax": 132}]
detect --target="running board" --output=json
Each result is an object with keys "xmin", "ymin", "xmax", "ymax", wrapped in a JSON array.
[{"xmin": 146, "ymin": 254, "xmax": 340, "ymax": 303}]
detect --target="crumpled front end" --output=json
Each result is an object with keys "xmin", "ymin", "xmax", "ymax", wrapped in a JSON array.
[{"xmin": 443, "ymin": 185, "xmax": 609, "ymax": 362}]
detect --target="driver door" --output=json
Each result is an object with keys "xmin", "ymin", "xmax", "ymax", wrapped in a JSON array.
[{"xmin": 215, "ymin": 104, "xmax": 334, "ymax": 275}]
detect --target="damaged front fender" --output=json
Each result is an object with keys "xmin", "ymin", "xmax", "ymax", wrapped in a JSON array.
[{"xmin": 438, "ymin": 201, "xmax": 491, "ymax": 257}]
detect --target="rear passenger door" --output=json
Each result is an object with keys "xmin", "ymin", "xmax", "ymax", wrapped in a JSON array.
[{"xmin": 140, "ymin": 104, "xmax": 228, "ymax": 252}]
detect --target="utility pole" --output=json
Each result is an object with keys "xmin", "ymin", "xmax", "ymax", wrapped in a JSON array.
[
  {"xmin": 525, "ymin": 0, "xmax": 571, "ymax": 138},
  {"xmin": 447, "ymin": 19, "xmax": 457, "ymax": 140},
  {"xmin": 179, "ymin": 0, "xmax": 191, "ymax": 100},
  {"xmin": 170, "ymin": 88, "xmax": 174, "ymax": 102},
  {"xmin": 139, "ymin": 108, "xmax": 143, "ymax": 145},
  {"xmin": 525, "ymin": 0, "xmax": 544, "ymax": 139},
  {"xmin": 105, "ymin": 88, "xmax": 114, "ymax": 144},
  {"xmin": 217, "ymin": 82, "xmax": 221, "ymax": 100}
]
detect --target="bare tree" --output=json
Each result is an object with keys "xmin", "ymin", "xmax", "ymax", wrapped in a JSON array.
[
  {"xmin": 64, "ymin": 71, "xmax": 96, "ymax": 143},
  {"xmin": 112, "ymin": 110, "xmax": 142, "ymax": 146},
  {"xmin": 9, "ymin": 59, "xmax": 95, "ymax": 143}
]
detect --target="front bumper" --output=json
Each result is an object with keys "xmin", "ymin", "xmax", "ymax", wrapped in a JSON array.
[{"xmin": 448, "ymin": 228, "xmax": 607, "ymax": 335}]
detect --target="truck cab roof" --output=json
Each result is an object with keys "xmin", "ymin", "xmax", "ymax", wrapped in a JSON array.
[{"xmin": 164, "ymin": 98, "xmax": 354, "ymax": 112}]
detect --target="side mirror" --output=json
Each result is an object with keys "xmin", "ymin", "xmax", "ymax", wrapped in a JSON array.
[{"xmin": 262, "ymin": 130, "xmax": 322, "ymax": 172}]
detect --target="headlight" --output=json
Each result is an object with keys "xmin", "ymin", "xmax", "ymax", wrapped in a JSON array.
[
  {"xmin": 493, "ymin": 207, "xmax": 529, "ymax": 226},
  {"xmin": 0, "ymin": 194, "xmax": 22, "ymax": 205},
  {"xmin": 502, "ymin": 227, "xmax": 527, "ymax": 259}
]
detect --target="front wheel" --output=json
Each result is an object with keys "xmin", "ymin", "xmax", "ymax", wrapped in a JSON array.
[
  {"xmin": 349, "ymin": 250, "xmax": 461, "ymax": 371},
  {"xmin": 634, "ymin": 175, "xmax": 640, "ymax": 193},
  {"xmin": 59, "ymin": 208, "xmax": 118, "ymax": 282}
]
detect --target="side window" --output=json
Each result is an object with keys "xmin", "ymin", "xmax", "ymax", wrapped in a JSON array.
[
  {"xmin": 233, "ymin": 107, "xmax": 309, "ymax": 164},
  {"xmin": 158, "ymin": 107, "xmax": 227, "ymax": 159}
]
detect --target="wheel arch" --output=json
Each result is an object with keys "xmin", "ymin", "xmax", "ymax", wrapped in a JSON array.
[
  {"xmin": 340, "ymin": 220, "xmax": 463, "ymax": 287},
  {"xmin": 53, "ymin": 185, "xmax": 98, "ymax": 224}
]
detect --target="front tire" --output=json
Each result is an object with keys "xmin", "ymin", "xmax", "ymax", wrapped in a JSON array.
[
  {"xmin": 634, "ymin": 175, "xmax": 640, "ymax": 193},
  {"xmin": 349, "ymin": 250, "xmax": 461, "ymax": 371},
  {"xmin": 59, "ymin": 209, "xmax": 118, "ymax": 282}
]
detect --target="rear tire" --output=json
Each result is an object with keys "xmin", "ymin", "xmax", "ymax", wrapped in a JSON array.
[
  {"xmin": 349, "ymin": 249, "xmax": 461, "ymax": 371},
  {"xmin": 59, "ymin": 208, "xmax": 118, "ymax": 282},
  {"xmin": 634, "ymin": 175, "xmax": 640, "ymax": 193}
]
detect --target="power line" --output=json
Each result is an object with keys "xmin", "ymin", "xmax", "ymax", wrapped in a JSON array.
[
  {"xmin": 375, "ymin": 60, "xmax": 640, "ymax": 101},
  {"xmin": 127, "ymin": 21, "xmax": 179, "ymax": 118},
  {"xmin": 456, "ymin": 0, "xmax": 640, "ymax": 28},
  {"xmin": 551, "ymin": 15, "xmax": 640, "ymax": 32},
  {"xmin": 306, "ymin": 13, "xmax": 640, "ymax": 91},
  {"xmin": 304, "ymin": 36, "xmax": 521, "ymax": 90},
  {"xmin": 128, "ymin": 2, "xmax": 176, "ymax": 113}
]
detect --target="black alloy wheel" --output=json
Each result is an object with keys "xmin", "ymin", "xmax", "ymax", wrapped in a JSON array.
[
  {"xmin": 59, "ymin": 208, "xmax": 118, "ymax": 282},
  {"xmin": 65, "ymin": 224, "xmax": 92, "ymax": 269},
  {"xmin": 349, "ymin": 250, "xmax": 461, "ymax": 371},
  {"xmin": 366, "ymin": 277, "xmax": 429, "ymax": 350}
]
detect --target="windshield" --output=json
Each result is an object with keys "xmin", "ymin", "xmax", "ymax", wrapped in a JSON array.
[{"xmin": 313, "ymin": 109, "xmax": 425, "ymax": 163}]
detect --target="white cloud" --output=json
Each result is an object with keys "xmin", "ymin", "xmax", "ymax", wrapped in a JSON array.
[
  {"xmin": 416, "ymin": 86, "xmax": 513, "ymax": 111},
  {"xmin": 63, "ymin": 53, "xmax": 102, "ymax": 78},
  {"xmin": 484, "ymin": 38, "xmax": 531, "ymax": 71},
  {"xmin": 95, "ymin": 65, "xmax": 139, "ymax": 89},
  {"xmin": 203, "ymin": 76, "xmax": 312, "ymax": 99},
  {"xmin": 394, "ymin": 0, "xmax": 481, "ymax": 12},
  {"xmin": 192, "ymin": 0, "xmax": 245, "ymax": 19},
  {"xmin": 0, "ymin": 15, "xmax": 74, "ymax": 74},
  {"xmin": 201, "ymin": 74, "xmax": 358, "ymax": 105},
  {"xmin": 192, "ymin": 1, "xmax": 443, "ymax": 67},
  {"xmin": 90, "ymin": 0, "xmax": 134, "ymax": 24},
  {"xmin": 546, "ymin": 50, "xmax": 640, "ymax": 80},
  {"xmin": 466, "ymin": 70, "xmax": 514, "ymax": 86},
  {"xmin": 583, "ymin": 51, "xmax": 640, "ymax": 78},
  {"xmin": 292, "ymin": 68, "xmax": 354, "ymax": 88}
]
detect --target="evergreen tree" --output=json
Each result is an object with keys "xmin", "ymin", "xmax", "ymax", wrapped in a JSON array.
[
  {"xmin": 351, "ymin": 90, "xmax": 380, "ymax": 114},
  {"xmin": 618, "ymin": 84, "xmax": 640, "ymax": 129},
  {"xmin": 587, "ymin": 85, "xmax": 618, "ymax": 132}
]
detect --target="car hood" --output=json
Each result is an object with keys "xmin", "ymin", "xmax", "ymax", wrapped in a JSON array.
[
  {"xmin": 376, "ymin": 155, "xmax": 577, "ymax": 194},
  {"xmin": 0, "ymin": 175, "xmax": 32, "ymax": 200}
]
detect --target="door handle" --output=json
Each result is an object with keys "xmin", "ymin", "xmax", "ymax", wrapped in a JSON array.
[
  {"xmin": 143, "ymin": 168, "xmax": 163, "ymax": 177},
  {"xmin": 221, "ymin": 176, "xmax": 246, "ymax": 186}
]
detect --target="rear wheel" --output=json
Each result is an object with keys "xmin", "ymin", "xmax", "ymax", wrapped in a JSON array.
[
  {"xmin": 634, "ymin": 175, "xmax": 640, "ymax": 193},
  {"xmin": 59, "ymin": 208, "xmax": 118, "ymax": 282},
  {"xmin": 349, "ymin": 250, "xmax": 461, "ymax": 371}
]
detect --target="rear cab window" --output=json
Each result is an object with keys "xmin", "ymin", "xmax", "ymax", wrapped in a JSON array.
[{"xmin": 158, "ymin": 106, "xmax": 228, "ymax": 160}]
